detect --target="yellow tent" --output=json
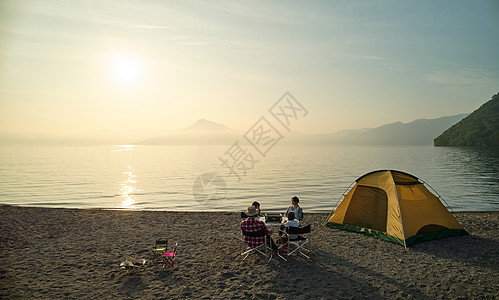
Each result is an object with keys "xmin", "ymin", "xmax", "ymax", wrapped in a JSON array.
[{"xmin": 325, "ymin": 170, "xmax": 467, "ymax": 247}]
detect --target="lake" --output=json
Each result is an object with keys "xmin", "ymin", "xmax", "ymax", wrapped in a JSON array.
[{"xmin": 0, "ymin": 145, "xmax": 497, "ymax": 212}]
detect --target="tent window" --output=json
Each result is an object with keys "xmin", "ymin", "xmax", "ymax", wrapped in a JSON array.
[
  {"xmin": 392, "ymin": 171, "xmax": 420, "ymax": 185},
  {"xmin": 344, "ymin": 185, "xmax": 388, "ymax": 232}
]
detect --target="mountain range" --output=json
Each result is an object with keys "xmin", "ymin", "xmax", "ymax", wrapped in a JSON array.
[
  {"xmin": 293, "ymin": 114, "xmax": 468, "ymax": 145},
  {"xmin": 0, "ymin": 114, "xmax": 470, "ymax": 146},
  {"xmin": 135, "ymin": 114, "xmax": 468, "ymax": 146}
]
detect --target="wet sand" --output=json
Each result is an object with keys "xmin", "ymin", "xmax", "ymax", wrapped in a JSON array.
[{"xmin": 0, "ymin": 205, "xmax": 498, "ymax": 299}]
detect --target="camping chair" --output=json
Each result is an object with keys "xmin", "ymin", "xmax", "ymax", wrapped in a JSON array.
[
  {"xmin": 152, "ymin": 239, "xmax": 168, "ymax": 259},
  {"xmin": 278, "ymin": 225, "xmax": 311, "ymax": 261},
  {"xmin": 241, "ymin": 228, "xmax": 273, "ymax": 261},
  {"xmin": 163, "ymin": 243, "xmax": 177, "ymax": 268}
]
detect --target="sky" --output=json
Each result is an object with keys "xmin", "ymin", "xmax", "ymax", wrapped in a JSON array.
[{"xmin": 1, "ymin": 0, "xmax": 498, "ymax": 142}]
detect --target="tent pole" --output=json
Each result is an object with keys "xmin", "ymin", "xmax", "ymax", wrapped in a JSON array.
[{"xmin": 322, "ymin": 180, "xmax": 356, "ymax": 226}]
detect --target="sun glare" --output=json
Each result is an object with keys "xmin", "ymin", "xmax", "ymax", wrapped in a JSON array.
[{"xmin": 110, "ymin": 55, "xmax": 141, "ymax": 84}]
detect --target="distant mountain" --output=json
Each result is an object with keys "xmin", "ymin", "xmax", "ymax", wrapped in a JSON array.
[
  {"xmin": 434, "ymin": 93, "xmax": 499, "ymax": 147},
  {"xmin": 136, "ymin": 119, "xmax": 239, "ymax": 145},
  {"xmin": 286, "ymin": 114, "xmax": 468, "ymax": 145},
  {"xmin": 184, "ymin": 119, "xmax": 232, "ymax": 131}
]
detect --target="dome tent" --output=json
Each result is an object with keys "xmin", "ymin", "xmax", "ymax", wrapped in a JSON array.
[{"xmin": 324, "ymin": 170, "xmax": 468, "ymax": 248}]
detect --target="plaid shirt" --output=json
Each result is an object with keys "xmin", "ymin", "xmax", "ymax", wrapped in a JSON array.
[{"xmin": 240, "ymin": 217, "xmax": 269, "ymax": 248}]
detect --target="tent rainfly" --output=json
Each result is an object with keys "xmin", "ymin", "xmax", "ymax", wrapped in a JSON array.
[{"xmin": 324, "ymin": 170, "xmax": 468, "ymax": 247}]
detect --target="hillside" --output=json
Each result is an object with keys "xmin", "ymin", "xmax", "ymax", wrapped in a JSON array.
[
  {"xmin": 434, "ymin": 93, "xmax": 499, "ymax": 147},
  {"xmin": 286, "ymin": 114, "xmax": 467, "ymax": 145}
]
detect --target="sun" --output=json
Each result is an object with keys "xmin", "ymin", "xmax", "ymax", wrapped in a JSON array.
[{"xmin": 110, "ymin": 54, "xmax": 141, "ymax": 84}]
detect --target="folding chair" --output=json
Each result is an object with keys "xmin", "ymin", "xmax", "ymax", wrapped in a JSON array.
[
  {"xmin": 241, "ymin": 228, "xmax": 273, "ymax": 261},
  {"xmin": 152, "ymin": 239, "xmax": 168, "ymax": 259},
  {"xmin": 278, "ymin": 225, "xmax": 311, "ymax": 261},
  {"xmin": 163, "ymin": 243, "xmax": 177, "ymax": 267}
]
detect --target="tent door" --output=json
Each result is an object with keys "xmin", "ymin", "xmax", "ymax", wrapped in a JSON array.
[{"xmin": 343, "ymin": 185, "xmax": 388, "ymax": 232}]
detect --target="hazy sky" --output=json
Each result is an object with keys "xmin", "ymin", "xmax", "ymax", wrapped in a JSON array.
[{"xmin": 1, "ymin": 0, "xmax": 498, "ymax": 141}]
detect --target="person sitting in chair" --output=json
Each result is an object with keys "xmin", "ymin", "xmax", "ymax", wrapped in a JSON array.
[
  {"xmin": 280, "ymin": 211, "xmax": 300, "ymax": 240},
  {"xmin": 240, "ymin": 206, "xmax": 278, "ymax": 251},
  {"xmin": 278, "ymin": 212, "xmax": 300, "ymax": 254},
  {"xmin": 252, "ymin": 201, "xmax": 265, "ymax": 217},
  {"xmin": 285, "ymin": 196, "xmax": 303, "ymax": 221}
]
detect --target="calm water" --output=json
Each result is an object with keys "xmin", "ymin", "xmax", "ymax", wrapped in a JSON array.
[{"xmin": 0, "ymin": 145, "xmax": 498, "ymax": 212}]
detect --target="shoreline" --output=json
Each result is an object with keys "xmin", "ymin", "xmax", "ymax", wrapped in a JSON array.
[
  {"xmin": 1, "ymin": 206, "xmax": 498, "ymax": 299},
  {"xmin": 1, "ymin": 204, "xmax": 498, "ymax": 214}
]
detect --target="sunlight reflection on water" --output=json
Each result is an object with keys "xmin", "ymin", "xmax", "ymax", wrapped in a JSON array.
[{"xmin": 118, "ymin": 145, "xmax": 140, "ymax": 209}]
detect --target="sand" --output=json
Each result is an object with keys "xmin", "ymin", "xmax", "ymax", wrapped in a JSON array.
[{"xmin": 0, "ymin": 205, "xmax": 498, "ymax": 299}]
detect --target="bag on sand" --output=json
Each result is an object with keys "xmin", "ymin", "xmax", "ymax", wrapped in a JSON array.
[{"xmin": 120, "ymin": 257, "xmax": 146, "ymax": 268}]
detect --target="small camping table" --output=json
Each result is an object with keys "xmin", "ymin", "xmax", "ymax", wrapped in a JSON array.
[
  {"xmin": 257, "ymin": 215, "xmax": 286, "ymax": 228},
  {"xmin": 265, "ymin": 217, "xmax": 288, "ymax": 242}
]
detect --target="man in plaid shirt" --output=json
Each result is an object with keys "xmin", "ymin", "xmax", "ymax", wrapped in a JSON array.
[{"xmin": 241, "ymin": 206, "xmax": 277, "ymax": 250}]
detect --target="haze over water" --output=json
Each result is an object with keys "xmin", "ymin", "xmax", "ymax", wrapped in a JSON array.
[{"xmin": 1, "ymin": 145, "xmax": 497, "ymax": 212}]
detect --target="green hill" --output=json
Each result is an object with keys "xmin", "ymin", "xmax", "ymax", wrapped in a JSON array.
[{"xmin": 434, "ymin": 93, "xmax": 499, "ymax": 147}]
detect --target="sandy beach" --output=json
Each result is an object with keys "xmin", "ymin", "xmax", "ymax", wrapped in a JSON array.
[{"xmin": 0, "ymin": 205, "xmax": 498, "ymax": 299}]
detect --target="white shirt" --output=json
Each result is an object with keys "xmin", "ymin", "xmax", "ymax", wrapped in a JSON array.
[{"xmin": 284, "ymin": 219, "xmax": 300, "ymax": 239}]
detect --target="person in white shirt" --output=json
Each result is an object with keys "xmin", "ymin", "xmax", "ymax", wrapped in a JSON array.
[
  {"xmin": 282, "ymin": 212, "xmax": 300, "ymax": 239},
  {"xmin": 278, "ymin": 212, "xmax": 300, "ymax": 254}
]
